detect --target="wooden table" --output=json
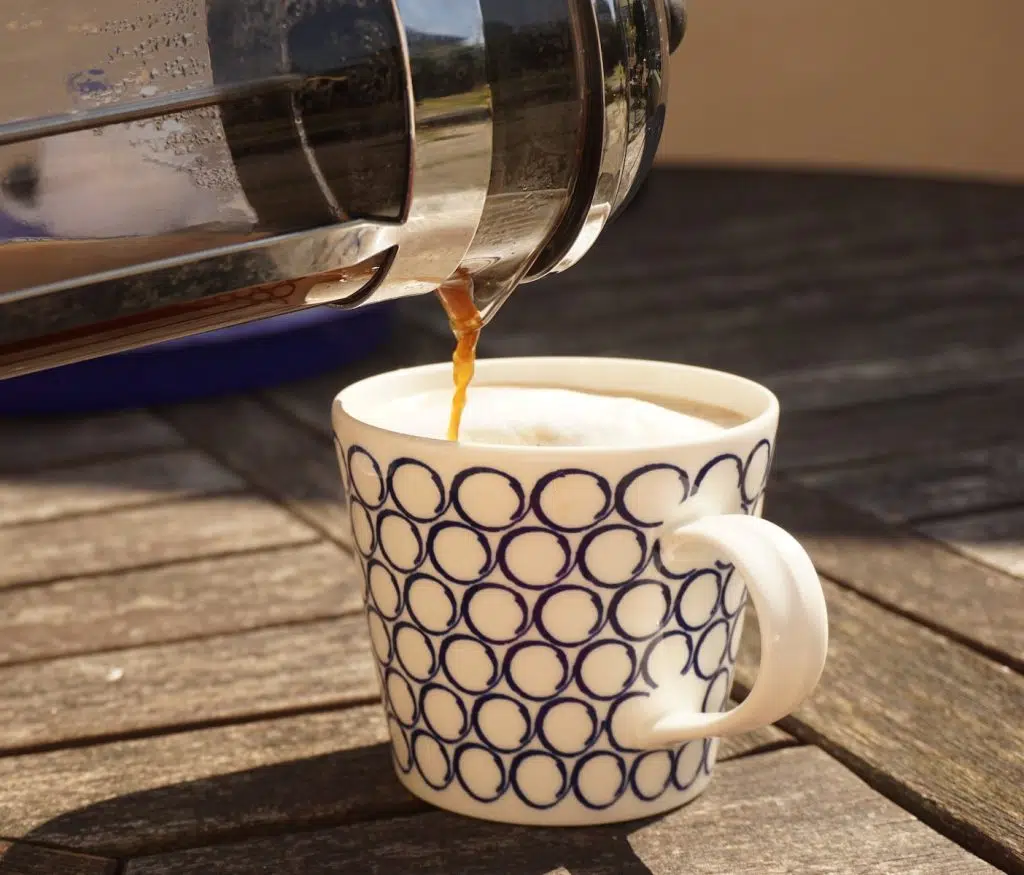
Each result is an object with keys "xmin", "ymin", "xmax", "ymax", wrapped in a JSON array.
[{"xmin": 0, "ymin": 168, "xmax": 1021, "ymax": 875}]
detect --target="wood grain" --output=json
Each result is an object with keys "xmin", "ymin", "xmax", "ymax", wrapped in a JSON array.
[
  {"xmin": 734, "ymin": 579, "xmax": 1024, "ymax": 871},
  {"xmin": 0, "ymin": 616, "xmax": 375, "ymax": 753},
  {"xmin": 794, "ymin": 443, "xmax": 1024, "ymax": 524},
  {"xmin": 775, "ymin": 380, "xmax": 1024, "ymax": 472},
  {"xmin": 919, "ymin": 506, "xmax": 1024, "ymax": 579},
  {"xmin": 764, "ymin": 341, "xmax": 1024, "ymax": 414},
  {"xmin": 476, "ymin": 167, "xmax": 1024, "ymax": 415},
  {"xmin": 272, "ymin": 297, "xmax": 1024, "ymax": 473},
  {"xmin": 0, "ymin": 843, "xmax": 116, "ymax": 875},
  {"xmin": 0, "ymin": 493, "xmax": 319, "ymax": 591},
  {"xmin": 159, "ymin": 398, "xmax": 352, "ymax": 546},
  {"xmin": 1, "ymin": 165, "xmax": 1019, "ymax": 873},
  {"xmin": 0, "ymin": 703, "xmax": 790, "ymax": 857},
  {"xmin": 0, "ymin": 450, "xmax": 245, "ymax": 528},
  {"xmin": 483, "ymin": 302, "xmax": 1024, "ymax": 421},
  {"xmin": 0, "ymin": 542, "xmax": 359, "ymax": 666},
  {"xmin": 0, "ymin": 411, "xmax": 183, "ymax": 474},
  {"xmin": 482, "ymin": 300, "xmax": 1024, "ymax": 420},
  {"xmin": 124, "ymin": 747, "xmax": 1000, "ymax": 875},
  {"xmin": 0, "ymin": 706, "xmax": 406, "ymax": 856},
  {"xmin": 764, "ymin": 481, "xmax": 1023, "ymax": 666},
  {"xmin": 260, "ymin": 310, "xmax": 453, "ymax": 440}
]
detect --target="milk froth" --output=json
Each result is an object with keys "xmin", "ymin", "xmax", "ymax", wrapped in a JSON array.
[{"xmin": 366, "ymin": 385, "xmax": 726, "ymax": 447}]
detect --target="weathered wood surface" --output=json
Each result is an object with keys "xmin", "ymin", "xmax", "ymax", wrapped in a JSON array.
[
  {"xmin": 775, "ymin": 380, "xmax": 1024, "ymax": 472},
  {"xmin": 762, "ymin": 341, "xmax": 1024, "ymax": 415},
  {"xmin": 734, "ymin": 579, "xmax": 1024, "ymax": 871},
  {"xmin": 0, "ymin": 449, "xmax": 244, "ymax": 528},
  {"xmin": 124, "ymin": 747, "xmax": 1001, "ymax": 875},
  {"xmin": 0, "ymin": 706, "xmax": 409, "ymax": 856},
  {"xmin": 484, "ymin": 299, "xmax": 1024, "ymax": 417},
  {"xmin": 0, "ymin": 542, "xmax": 359, "ymax": 666},
  {"xmin": 0, "ymin": 167, "xmax": 1020, "ymax": 874},
  {"xmin": 0, "ymin": 494, "xmax": 318, "ymax": 591},
  {"xmin": 920, "ymin": 507, "xmax": 1024, "ymax": 579},
  {"xmin": 257, "ymin": 301, "xmax": 1024, "ymax": 475},
  {"xmin": 0, "ymin": 844, "xmax": 116, "ymax": 875},
  {"xmin": 764, "ymin": 481, "xmax": 1024, "ymax": 667},
  {"xmin": 261, "ymin": 317, "xmax": 452, "ymax": 438},
  {"xmin": 0, "ymin": 703, "xmax": 791, "ymax": 857},
  {"xmin": 477, "ymin": 169, "xmax": 1024, "ymax": 408},
  {"xmin": 0, "ymin": 616, "xmax": 375, "ymax": 754},
  {"xmin": 794, "ymin": 443, "xmax": 1024, "ymax": 524},
  {"xmin": 159, "ymin": 398, "xmax": 352, "ymax": 547},
  {"xmin": 0, "ymin": 411, "xmax": 184, "ymax": 475}
]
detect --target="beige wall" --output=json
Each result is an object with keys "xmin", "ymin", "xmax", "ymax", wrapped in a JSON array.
[{"xmin": 656, "ymin": 0, "xmax": 1024, "ymax": 181}]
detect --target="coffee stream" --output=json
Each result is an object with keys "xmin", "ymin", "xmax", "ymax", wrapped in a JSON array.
[
  {"xmin": 436, "ymin": 271, "xmax": 482, "ymax": 442},
  {"xmin": 433, "ymin": 274, "xmax": 744, "ymax": 444}
]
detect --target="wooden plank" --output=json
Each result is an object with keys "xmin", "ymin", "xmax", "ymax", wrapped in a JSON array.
[
  {"xmin": 481, "ymin": 272, "xmax": 1024, "ymax": 415},
  {"xmin": 734, "ymin": 580, "xmax": 1024, "ymax": 871},
  {"xmin": 920, "ymin": 506, "xmax": 1024, "ymax": 579},
  {"xmin": 793, "ymin": 443, "xmax": 1024, "ymax": 523},
  {"xmin": 0, "ymin": 702, "xmax": 792, "ymax": 857},
  {"xmin": 273, "ymin": 302, "xmax": 1024, "ymax": 471},
  {"xmin": 764, "ymin": 481, "xmax": 1023, "ymax": 665},
  {"xmin": 159, "ymin": 398, "xmax": 351, "ymax": 547},
  {"xmin": 0, "ymin": 449, "xmax": 245, "ymax": 528},
  {"xmin": 488, "ymin": 292, "xmax": 1024, "ymax": 397},
  {"xmin": 775, "ymin": 380, "xmax": 1024, "ymax": 472},
  {"xmin": 764, "ymin": 342, "xmax": 1024, "ymax": 414},
  {"xmin": 0, "ymin": 843, "xmax": 116, "ymax": 875},
  {"xmin": 489, "ymin": 194, "xmax": 1024, "ymax": 327},
  {"xmin": 0, "ymin": 494, "xmax": 319, "ymax": 591},
  {"xmin": 0, "ymin": 411, "xmax": 184, "ymax": 474},
  {"xmin": 763, "ymin": 481, "xmax": 1024, "ymax": 666},
  {"xmin": 260, "ymin": 308, "xmax": 453, "ymax": 439},
  {"xmin": 466, "ymin": 172, "xmax": 1024, "ymax": 414},
  {"xmin": 266, "ymin": 295, "xmax": 1022, "ymax": 459},
  {"xmin": 0, "ymin": 706, "xmax": 405, "ymax": 857},
  {"xmin": 0, "ymin": 616, "xmax": 374, "ymax": 753},
  {"xmin": 124, "ymin": 747, "xmax": 1001, "ymax": 875},
  {"xmin": 0, "ymin": 542, "xmax": 359, "ymax": 666}
]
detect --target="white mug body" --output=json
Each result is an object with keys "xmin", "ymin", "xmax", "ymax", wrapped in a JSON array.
[{"xmin": 332, "ymin": 357, "xmax": 826, "ymax": 826}]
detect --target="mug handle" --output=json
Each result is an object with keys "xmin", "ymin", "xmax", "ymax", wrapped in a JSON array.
[{"xmin": 630, "ymin": 513, "xmax": 829, "ymax": 748}]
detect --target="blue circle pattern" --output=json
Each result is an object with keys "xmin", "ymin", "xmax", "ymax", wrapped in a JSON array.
[{"xmin": 337, "ymin": 437, "xmax": 767, "ymax": 812}]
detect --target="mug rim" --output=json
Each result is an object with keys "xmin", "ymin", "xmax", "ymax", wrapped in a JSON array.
[{"xmin": 334, "ymin": 356, "xmax": 780, "ymax": 457}]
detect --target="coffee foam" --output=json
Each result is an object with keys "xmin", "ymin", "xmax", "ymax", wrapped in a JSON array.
[{"xmin": 366, "ymin": 386, "xmax": 724, "ymax": 447}]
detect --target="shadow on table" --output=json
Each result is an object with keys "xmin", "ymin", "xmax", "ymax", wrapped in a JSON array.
[{"xmin": 0, "ymin": 741, "xmax": 663, "ymax": 875}]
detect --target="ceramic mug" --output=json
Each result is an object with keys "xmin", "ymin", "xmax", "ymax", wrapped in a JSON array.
[{"xmin": 332, "ymin": 357, "xmax": 828, "ymax": 826}]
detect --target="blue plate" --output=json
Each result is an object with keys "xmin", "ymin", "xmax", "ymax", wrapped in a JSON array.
[{"xmin": 0, "ymin": 305, "xmax": 393, "ymax": 416}]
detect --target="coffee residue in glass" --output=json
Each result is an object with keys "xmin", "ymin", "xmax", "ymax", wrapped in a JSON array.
[{"xmin": 436, "ymin": 271, "xmax": 482, "ymax": 442}]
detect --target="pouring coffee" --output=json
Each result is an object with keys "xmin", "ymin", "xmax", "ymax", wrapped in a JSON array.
[{"xmin": 0, "ymin": 0, "xmax": 686, "ymax": 380}]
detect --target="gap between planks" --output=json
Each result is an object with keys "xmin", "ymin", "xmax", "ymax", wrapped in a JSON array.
[
  {"xmin": 0, "ymin": 841, "xmax": 118, "ymax": 875},
  {"xmin": 156, "ymin": 397, "xmax": 354, "ymax": 551},
  {"xmin": 0, "ymin": 570, "xmax": 1018, "ymax": 867},
  {"xmin": 765, "ymin": 480, "xmax": 1023, "ymax": 671},
  {"xmin": 0, "ymin": 541, "xmax": 361, "ymax": 668},
  {"xmin": 0, "ymin": 493, "xmax": 321, "ymax": 595},
  {"xmin": 0, "ymin": 701, "xmax": 792, "ymax": 859},
  {"xmin": 0, "ymin": 410, "xmax": 184, "ymax": 476},
  {"xmin": 787, "ymin": 443, "xmax": 1024, "ymax": 582},
  {"xmin": 0, "ymin": 449, "xmax": 247, "ymax": 530},
  {"xmin": 0, "ymin": 616, "xmax": 378, "ymax": 756},
  {"xmin": 917, "ymin": 506, "xmax": 1024, "ymax": 580},
  {"xmin": 734, "ymin": 579, "xmax": 1024, "ymax": 873},
  {"xmin": 792, "ymin": 442, "xmax": 1024, "ymax": 526},
  {"xmin": 10, "ymin": 405, "xmax": 1018, "ymax": 678},
  {"xmin": 121, "ymin": 747, "xmax": 1002, "ymax": 875}
]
